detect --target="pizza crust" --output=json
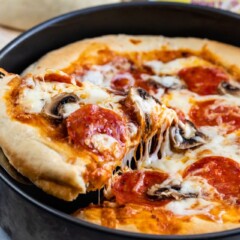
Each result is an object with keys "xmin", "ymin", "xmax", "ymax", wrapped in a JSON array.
[
  {"xmin": 76, "ymin": 208, "xmax": 240, "ymax": 235},
  {"xmin": 179, "ymin": 217, "xmax": 240, "ymax": 235},
  {"xmin": 23, "ymin": 35, "xmax": 240, "ymax": 76},
  {"xmin": 0, "ymin": 73, "xmax": 87, "ymax": 201}
]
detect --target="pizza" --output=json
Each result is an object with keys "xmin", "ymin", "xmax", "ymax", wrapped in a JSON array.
[{"xmin": 1, "ymin": 35, "xmax": 240, "ymax": 235}]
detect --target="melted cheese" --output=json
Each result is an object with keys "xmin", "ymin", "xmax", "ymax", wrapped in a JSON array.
[
  {"xmin": 144, "ymin": 56, "xmax": 211, "ymax": 75},
  {"xmin": 131, "ymin": 93, "xmax": 158, "ymax": 115},
  {"xmin": 144, "ymin": 125, "xmax": 240, "ymax": 174},
  {"xmin": 85, "ymin": 134, "xmax": 122, "ymax": 159},
  {"xmin": 18, "ymin": 76, "xmax": 112, "ymax": 115},
  {"xmin": 166, "ymin": 198, "xmax": 216, "ymax": 216},
  {"xmin": 162, "ymin": 89, "xmax": 195, "ymax": 116},
  {"xmin": 197, "ymin": 126, "xmax": 240, "ymax": 163},
  {"xmin": 62, "ymin": 103, "xmax": 80, "ymax": 118},
  {"xmin": 81, "ymin": 61, "xmax": 132, "ymax": 89},
  {"xmin": 141, "ymin": 74, "xmax": 183, "ymax": 89},
  {"xmin": 82, "ymin": 70, "xmax": 104, "ymax": 85},
  {"xmin": 18, "ymin": 78, "xmax": 78, "ymax": 113}
]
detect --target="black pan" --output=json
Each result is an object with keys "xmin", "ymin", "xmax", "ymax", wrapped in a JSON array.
[{"xmin": 0, "ymin": 2, "xmax": 240, "ymax": 240}]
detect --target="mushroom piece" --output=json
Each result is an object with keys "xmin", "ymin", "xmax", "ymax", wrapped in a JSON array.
[
  {"xmin": 43, "ymin": 93, "xmax": 80, "ymax": 120},
  {"xmin": 147, "ymin": 182, "xmax": 198, "ymax": 201},
  {"xmin": 170, "ymin": 120, "xmax": 207, "ymax": 150},
  {"xmin": 218, "ymin": 81, "xmax": 240, "ymax": 97}
]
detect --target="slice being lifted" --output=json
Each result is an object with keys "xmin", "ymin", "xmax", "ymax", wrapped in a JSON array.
[{"xmin": 0, "ymin": 68, "xmax": 199, "ymax": 201}]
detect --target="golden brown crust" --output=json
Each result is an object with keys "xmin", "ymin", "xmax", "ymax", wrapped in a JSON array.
[
  {"xmin": 23, "ymin": 35, "xmax": 240, "ymax": 76},
  {"xmin": 0, "ymin": 73, "xmax": 86, "ymax": 201},
  {"xmin": 179, "ymin": 217, "xmax": 240, "ymax": 235},
  {"xmin": 76, "ymin": 207, "xmax": 240, "ymax": 235}
]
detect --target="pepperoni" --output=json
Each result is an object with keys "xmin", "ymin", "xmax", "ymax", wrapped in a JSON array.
[
  {"xmin": 44, "ymin": 72, "xmax": 72, "ymax": 84},
  {"xmin": 112, "ymin": 171, "xmax": 168, "ymax": 206},
  {"xmin": 184, "ymin": 156, "xmax": 240, "ymax": 204},
  {"xmin": 178, "ymin": 66, "xmax": 229, "ymax": 95},
  {"xmin": 66, "ymin": 104, "xmax": 126, "ymax": 156},
  {"xmin": 189, "ymin": 99, "xmax": 240, "ymax": 133}
]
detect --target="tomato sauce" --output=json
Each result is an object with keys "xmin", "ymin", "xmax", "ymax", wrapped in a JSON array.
[{"xmin": 44, "ymin": 72, "xmax": 72, "ymax": 84}]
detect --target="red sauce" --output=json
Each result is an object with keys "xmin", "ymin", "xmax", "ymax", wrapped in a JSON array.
[
  {"xmin": 111, "ymin": 76, "xmax": 133, "ymax": 92},
  {"xmin": 66, "ymin": 104, "xmax": 126, "ymax": 158},
  {"xmin": 189, "ymin": 99, "xmax": 240, "ymax": 133},
  {"xmin": 178, "ymin": 66, "xmax": 229, "ymax": 95},
  {"xmin": 44, "ymin": 72, "xmax": 72, "ymax": 84},
  {"xmin": 184, "ymin": 156, "xmax": 240, "ymax": 204},
  {"xmin": 112, "ymin": 170, "xmax": 169, "ymax": 206},
  {"xmin": 169, "ymin": 107, "xmax": 186, "ymax": 122}
]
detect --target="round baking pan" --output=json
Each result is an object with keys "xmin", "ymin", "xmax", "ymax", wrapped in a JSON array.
[{"xmin": 0, "ymin": 2, "xmax": 240, "ymax": 240}]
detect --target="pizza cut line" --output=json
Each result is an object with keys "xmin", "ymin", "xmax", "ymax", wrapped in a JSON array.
[{"xmin": 0, "ymin": 35, "xmax": 240, "ymax": 235}]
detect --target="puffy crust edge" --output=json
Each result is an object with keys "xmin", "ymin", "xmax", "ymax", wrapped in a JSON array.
[
  {"xmin": 0, "ymin": 72, "xmax": 86, "ymax": 201},
  {"xmin": 23, "ymin": 34, "xmax": 240, "ymax": 76}
]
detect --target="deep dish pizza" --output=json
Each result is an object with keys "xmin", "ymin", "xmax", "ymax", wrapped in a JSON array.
[{"xmin": 0, "ymin": 35, "xmax": 240, "ymax": 235}]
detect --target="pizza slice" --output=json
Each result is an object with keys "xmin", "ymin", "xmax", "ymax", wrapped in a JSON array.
[{"xmin": 0, "ymin": 68, "xmax": 205, "ymax": 201}]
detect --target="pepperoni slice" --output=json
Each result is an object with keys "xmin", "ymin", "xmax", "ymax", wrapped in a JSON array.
[
  {"xmin": 184, "ymin": 156, "xmax": 240, "ymax": 204},
  {"xmin": 44, "ymin": 72, "xmax": 72, "ymax": 84},
  {"xmin": 66, "ymin": 104, "xmax": 126, "ymax": 157},
  {"xmin": 112, "ymin": 171, "xmax": 168, "ymax": 206},
  {"xmin": 178, "ymin": 66, "xmax": 228, "ymax": 95},
  {"xmin": 189, "ymin": 99, "xmax": 240, "ymax": 133}
]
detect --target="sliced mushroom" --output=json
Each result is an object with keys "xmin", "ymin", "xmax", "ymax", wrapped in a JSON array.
[
  {"xmin": 43, "ymin": 93, "xmax": 79, "ymax": 120},
  {"xmin": 170, "ymin": 120, "xmax": 207, "ymax": 150},
  {"xmin": 218, "ymin": 81, "xmax": 240, "ymax": 97},
  {"xmin": 147, "ymin": 182, "xmax": 198, "ymax": 201}
]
